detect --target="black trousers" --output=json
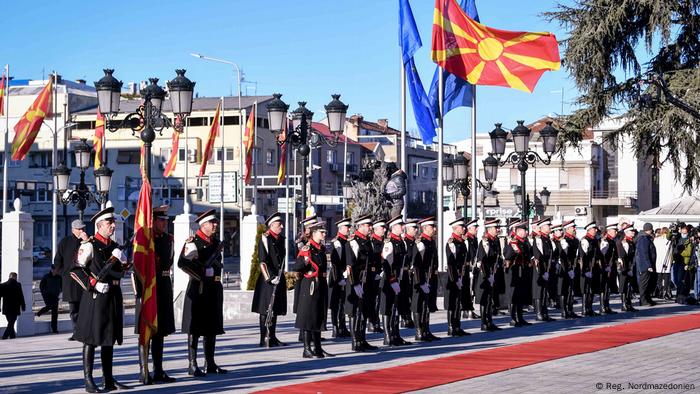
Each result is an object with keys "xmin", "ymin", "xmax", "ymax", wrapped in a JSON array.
[
  {"xmin": 38, "ymin": 303, "xmax": 59, "ymax": 332},
  {"xmin": 639, "ymin": 271, "xmax": 655, "ymax": 304},
  {"xmin": 3, "ymin": 315, "xmax": 17, "ymax": 339}
]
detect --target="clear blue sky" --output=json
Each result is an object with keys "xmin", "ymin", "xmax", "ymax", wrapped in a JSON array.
[{"xmin": 2, "ymin": 0, "xmax": 577, "ymax": 143}]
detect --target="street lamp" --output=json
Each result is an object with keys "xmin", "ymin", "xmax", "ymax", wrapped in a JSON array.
[
  {"xmin": 444, "ymin": 153, "xmax": 494, "ymax": 217},
  {"xmin": 266, "ymin": 93, "xmax": 349, "ymax": 228},
  {"xmin": 489, "ymin": 120, "xmax": 559, "ymax": 224}
]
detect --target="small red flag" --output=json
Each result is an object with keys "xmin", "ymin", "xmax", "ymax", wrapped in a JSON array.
[
  {"xmin": 243, "ymin": 106, "xmax": 255, "ymax": 185},
  {"xmin": 93, "ymin": 110, "xmax": 105, "ymax": 170},
  {"xmin": 11, "ymin": 79, "xmax": 53, "ymax": 160},
  {"xmin": 163, "ymin": 116, "xmax": 182, "ymax": 177},
  {"xmin": 199, "ymin": 103, "xmax": 221, "ymax": 177},
  {"xmin": 277, "ymin": 120, "xmax": 288, "ymax": 185},
  {"xmin": 0, "ymin": 72, "xmax": 6, "ymax": 116}
]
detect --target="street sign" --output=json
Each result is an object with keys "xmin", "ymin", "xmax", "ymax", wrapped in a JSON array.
[
  {"xmin": 120, "ymin": 208, "xmax": 130, "ymax": 220},
  {"xmin": 311, "ymin": 194, "xmax": 343, "ymax": 206},
  {"xmin": 277, "ymin": 197, "xmax": 294, "ymax": 214},
  {"xmin": 484, "ymin": 206, "xmax": 516, "ymax": 218},
  {"xmin": 209, "ymin": 172, "xmax": 238, "ymax": 203}
]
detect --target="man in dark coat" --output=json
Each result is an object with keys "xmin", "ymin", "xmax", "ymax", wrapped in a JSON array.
[
  {"xmin": 579, "ymin": 222, "xmax": 601, "ymax": 316},
  {"xmin": 617, "ymin": 223, "xmax": 638, "ymax": 311},
  {"xmin": 295, "ymin": 222, "xmax": 332, "ymax": 358},
  {"xmin": 412, "ymin": 217, "xmax": 440, "ymax": 342},
  {"xmin": 379, "ymin": 215, "xmax": 411, "ymax": 346},
  {"xmin": 1, "ymin": 272, "xmax": 26, "ymax": 339},
  {"xmin": 503, "ymin": 221, "xmax": 533, "ymax": 327},
  {"xmin": 368, "ymin": 219, "xmax": 387, "ymax": 333},
  {"xmin": 251, "ymin": 212, "xmax": 287, "ymax": 347},
  {"xmin": 345, "ymin": 214, "xmax": 377, "ymax": 352},
  {"xmin": 294, "ymin": 215, "xmax": 318, "ymax": 342},
  {"xmin": 328, "ymin": 217, "xmax": 352, "ymax": 338},
  {"xmin": 563, "ymin": 220, "xmax": 582, "ymax": 300},
  {"xmin": 599, "ymin": 223, "xmax": 620, "ymax": 314},
  {"xmin": 37, "ymin": 265, "xmax": 62, "ymax": 333},
  {"xmin": 555, "ymin": 220, "xmax": 580, "ymax": 319},
  {"xmin": 54, "ymin": 219, "xmax": 89, "ymax": 340},
  {"xmin": 635, "ymin": 223, "xmax": 658, "ymax": 306},
  {"xmin": 532, "ymin": 218, "xmax": 556, "ymax": 322},
  {"xmin": 400, "ymin": 220, "xmax": 419, "ymax": 328},
  {"xmin": 475, "ymin": 219, "xmax": 502, "ymax": 331},
  {"xmin": 463, "ymin": 219, "xmax": 480, "ymax": 320},
  {"xmin": 444, "ymin": 217, "xmax": 469, "ymax": 337},
  {"xmin": 179, "ymin": 209, "xmax": 227, "ymax": 377},
  {"xmin": 133, "ymin": 205, "xmax": 177, "ymax": 384},
  {"xmin": 70, "ymin": 207, "xmax": 129, "ymax": 392}
]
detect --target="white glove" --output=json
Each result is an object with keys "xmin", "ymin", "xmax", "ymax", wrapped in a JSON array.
[
  {"xmin": 183, "ymin": 242, "xmax": 198, "ymax": 260},
  {"xmin": 270, "ymin": 276, "xmax": 280, "ymax": 285},
  {"xmin": 456, "ymin": 278, "xmax": 463, "ymax": 290},
  {"xmin": 420, "ymin": 283, "xmax": 430, "ymax": 294},
  {"xmin": 94, "ymin": 282, "xmax": 110, "ymax": 294},
  {"xmin": 339, "ymin": 279, "xmax": 347, "ymax": 286},
  {"xmin": 543, "ymin": 272, "xmax": 549, "ymax": 281},
  {"xmin": 76, "ymin": 242, "xmax": 94, "ymax": 267},
  {"xmin": 353, "ymin": 284, "xmax": 364, "ymax": 298},
  {"xmin": 568, "ymin": 270, "xmax": 575, "ymax": 279},
  {"xmin": 111, "ymin": 248, "xmax": 127, "ymax": 263},
  {"xmin": 585, "ymin": 271, "xmax": 593, "ymax": 278},
  {"xmin": 391, "ymin": 282, "xmax": 401, "ymax": 294},
  {"xmin": 342, "ymin": 271, "xmax": 348, "ymax": 279},
  {"xmin": 605, "ymin": 266, "xmax": 611, "ymax": 273},
  {"xmin": 205, "ymin": 267, "xmax": 214, "ymax": 277},
  {"xmin": 488, "ymin": 275, "xmax": 495, "ymax": 285},
  {"xmin": 627, "ymin": 270, "xmax": 633, "ymax": 277},
  {"xmin": 375, "ymin": 274, "xmax": 381, "ymax": 281}
]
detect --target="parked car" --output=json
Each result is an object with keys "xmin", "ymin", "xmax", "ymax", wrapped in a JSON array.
[{"xmin": 33, "ymin": 246, "xmax": 50, "ymax": 263}]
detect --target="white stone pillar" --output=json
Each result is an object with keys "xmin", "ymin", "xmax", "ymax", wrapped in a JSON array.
[
  {"xmin": 1, "ymin": 199, "xmax": 35, "ymax": 336},
  {"xmin": 240, "ymin": 204, "xmax": 263, "ymax": 290},
  {"xmin": 172, "ymin": 203, "xmax": 197, "ymax": 327}
]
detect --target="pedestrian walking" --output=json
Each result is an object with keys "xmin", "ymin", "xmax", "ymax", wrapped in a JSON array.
[
  {"xmin": 0, "ymin": 272, "xmax": 26, "ymax": 339},
  {"xmin": 54, "ymin": 219, "xmax": 89, "ymax": 340},
  {"xmin": 37, "ymin": 265, "xmax": 62, "ymax": 333}
]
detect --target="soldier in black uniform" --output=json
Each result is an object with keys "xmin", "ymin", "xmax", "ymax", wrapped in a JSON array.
[
  {"xmin": 400, "ymin": 220, "xmax": 419, "ymax": 328},
  {"xmin": 563, "ymin": 220, "xmax": 582, "ymax": 306},
  {"xmin": 70, "ymin": 207, "xmax": 130, "ymax": 392},
  {"xmin": 379, "ymin": 215, "xmax": 411, "ymax": 346},
  {"xmin": 133, "ymin": 206, "xmax": 177, "ymax": 384},
  {"xmin": 179, "ymin": 209, "xmax": 227, "ymax": 377},
  {"xmin": 328, "ymin": 217, "xmax": 352, "ymax": 338},
  {"xmin": 368, "ymin": 219, "xmax": 387, "ymax": 333},
  {"xmin": 463, "ymin": 219, "xmax": 480, "ymax": 320},
  {"xmin": 294, "ymin": 215, "xmax": 318, "ymax": 342},
  {"xmin": 532, "ymin": 218, "xmax": 556, "ymax": 322},
  {"xmin": 617, "ymin": 223, "xmax": 638, "ymax": 312},
  {"xmin": 53, "ymin": 219, "xmax": 89, "ymax": 340},
  {"xmin": 412, "ymin": 217, "xmax": 440, "ymax": 341},
  {"xmin": 579, "ymin": 222, "xmax": 601, "ymax": 316},
  {"xmin": 295, "ymin": 222, "xmax": 333, "ymax": 358},
  {"xmin": 251, "ymin": 212, "xmax": 287, "ymax": 347},
  {"xmin": 599, "ymin": 223, "xmax": 620, "ymax": 314},
  {"xmin": 553, "ymin": 220, "xmax": 580, "ymax": 319},
  {"xmin": 345, "ymin": 214, "xmax": 377, "ymax": 352},
  {"xmin": 503, "ymin": 221, "xmax": 533, "ymax": 327},
  {"xmin": 475, "ymin": 219, "xmax": 502, "ymax": 331},
  {"xmin": 444, "ymin": 218, "xmax": 469, "ymax": 337}
]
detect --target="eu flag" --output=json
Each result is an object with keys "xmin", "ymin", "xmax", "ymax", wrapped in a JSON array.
[
  {"xmin": 428, "ymin": 0, "xmax": 480, "ymax": 116},
  {"xmin": 400, "ymin": 0, "xmax": 437, "ymax": 145}
]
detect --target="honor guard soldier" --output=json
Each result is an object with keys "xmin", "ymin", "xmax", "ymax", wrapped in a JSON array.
[
  {"xmin": 379, "ymin": 215, "xmax": 411, "ymax": 346},
  {"xmin": 251, "ymin": 212, "xmax": 287, "ymax": 347},
  {"xmin": 179, "ymin": 209, "xmax": 227, "ymax": 377},
  {"xmin": 579, "ymin": 221, "xmax": 601, "ymax": 316},
  {"xmin": 503, "ymin": 221, "xmax": 533, "ymax": 327},
  {"xmin": 563, "ymin": 220, "xmax": 583, "ymax": 306},
  {"xmin": 444, "ymin": 217, "xmax": 469, "ymax": 337},
  {"xmin": 463, "ymin": 219, "xmax": 480, "ymax": 320},
  {"xmin": 70, "ymin": 207, "xmax": 130, "ymax": 392},
  {"xmin": 368, "ymin": 219, "xmax": 387, "ymax": 333},
  {"xmin": 553, "ymin": 220, "xmax": 580, "ymax": 319},
  {"xmin": 475, "ymin": 219, "xmax": 502, "ymax": 331},
  {"xmin": 295, "ymin": 222, "xmax": 333, "ymax": 358},
  {"xmin": 329, "ymin": 217, "xmax": 353, "ymax": 338},
  {"xmin": 532, "ymin": 218, "xmax": 556, "ymax": 322},
  {"xmin": 617, "ymin": 223, "xmax": 638, "ymax": 312},
  {"xmin": 345, "ymin": 214, "xmax": 377, "ymax": 351},
  {"xmin": 134, "ymin": 206, "xmax": 176, "ymax": 385},
  {"xmin": 294, "ymin": 215, "xmax": 318, "ymax": 342},
  {"xmin": 400, "ymin": 220, "xmax": 419, "ymax": 328},
  {"xmin": 412, "ymin": 217, "xmax": 440, "ymax": 341},
  {"xmin": 599, "ymin": 223, "xmax": 620, "ymax": 314}
]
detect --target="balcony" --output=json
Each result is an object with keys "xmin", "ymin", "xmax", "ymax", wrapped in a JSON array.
[{"xmin": 591, "ymin": 191, "xmax": 638, "ymax": 207}]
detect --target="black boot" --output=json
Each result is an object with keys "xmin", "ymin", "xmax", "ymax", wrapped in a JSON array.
[
  {"xmin": 151, "ymin": 336, "xmax": 175, "ymax": 383},
  {"xmin": 509, "ymin": 304, "xmax": 520, "ymax": 327},
  {"xmin": 403, "ymin": 314, "xmax": 415, "ymax": 329},
  {"xmin": 487, "ymin": 303, "xmax": 501, "ymax": 330},
  {"xmin": 626, "ymin": 292, "xmax": 638, "ymax": 312},
  {"xmin": 447, "ymin": 311, "xmax": 454, "ymax": 336},
  {"xmin": 568, "ymin": 295, "xmax": 581, "ymax": 318},
  {"xmin": 338, "ymin": 313, "xmax": 351, "ymax": 337},
  {"xmin": 480, "ymin": 306, "xmax": 489, "ymax": 331},
  {"xmin": 302, "ymin": 330, "xmax": 314, "ymax": 358},
  {"xmin": 269, "ymin": 315, "xmax": 285, "ymax": 347},
  {"xmin": 82, "ymin": 344, "xmax": 101, "ymax": 393},
  {"xmin": 137, "ymin": 344, "xmax": 153, "ymax": 385},
  {"xmin": 331, "ymin": 308, "xmax": 339, "ymax": 338},
  {"xmin": 542, "ymin": 299, "xmax": 556, "ymax": 322},
  {"xmin": 413, "ymin": 312, "xmax": 426, "ymax": 341},
  {"xmin": 313, "ymin": 331, "xmax": 334, "ymax": 358},
  {"xmin": 204, "ymin": 336, "xmax": 227, "ymax": 374},
  {"xmin": 187, "ymin": 335, "xmax": 205, "ymax": 377},
  {"xmin": 560, "ymin": 296, "xmax": 568, "ymax": 318},
  {"xmin": 360, "ymin": 318, "xmax": 378, "ymax": 350},
  {"xmin": 298, "ymin": 330, "xmax": 304, "ymax": 343},
  {"xmin": 349, "ymin": 316, "xmax": 361, "ymax": 351},
  {"xmin": 517, "ymin": 304, "xmax": 531, "ymax": 325},
  {"xmin": 425, "ymin": 312, "xmax": 440, "ymax": 341},
  {"xmin": 259, "ymin": 314, "xmax": 268, "ymax": 347},
  {"xmin": 102, "ymin": 346, "xmax": 130, "ymax": 391},
  {"xmin": 451, "ymin": 309, "xmax": 468, "ymax": 336},
  {"xmin": 382, "ymin": 316, "xmax": 392, "ymax": 346},
  {"xmin": 535, "ymin": 299, "xmax": 544, "ymax": 321},
  {"xmin": 391, "ymin": 313, "xmax": 409, "ymax": 346}
]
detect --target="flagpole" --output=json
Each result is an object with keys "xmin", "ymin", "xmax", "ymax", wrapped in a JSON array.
[
  {"xmin": 292, "ymin": 152, "xmax": 297, "ymax": 249},
  {"xmin": 2, "ymin": 64, "xmax": 9, "ymax": 217},
  {"xmin": 220, "ymin": 97, "xmax": 225, "ymax": 258},
  {"xmin": 437, "ymin": 67, "xmax": 445, "ymax": 271},
  {"xmin": 400, "ymin": 56, "xmax": 407, "ymax": 219},
  {"xmin": 184, "ymin": 122, "xmax": 189, "ymax": 208},
  {"xmin": 52, "ymin": 72, "xmax": 58, "ymax": 260},
  {"xmin": 470, "ymin": 88, "xmax": 477, "ymax": 220},
  {"xmin": 253, "ymin": 101, "xmax": 258, "ymax": 210},
  {"xmin": 284, "ymin": 134, "xmax": 290, "ymax": 267}
]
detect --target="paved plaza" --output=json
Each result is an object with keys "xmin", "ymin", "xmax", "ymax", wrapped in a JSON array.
[{"xmin": 1, "ymin": 300, "xmax": 699, "ymax": 393}]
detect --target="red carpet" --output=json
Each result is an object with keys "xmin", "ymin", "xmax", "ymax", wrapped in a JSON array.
[{"xmin": 258, "ymin": 312, "xmax": 700, "ymax": 394}]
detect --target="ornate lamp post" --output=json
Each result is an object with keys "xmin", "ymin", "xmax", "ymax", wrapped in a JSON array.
[{"xmin": 443, "ymin": 152, "xmax": 496, "ymax": 218}]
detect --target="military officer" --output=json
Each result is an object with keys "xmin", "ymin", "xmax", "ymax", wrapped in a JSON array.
[
  {"xmin": 579, "ymin": 221, "xmax": 601, "ymax": 316},
  {"xmin": 532, "ymin": 218, "xmax": 556, "ymax": 322},
  {"xmin": 368, "ymin": 219, "xmax": 387, "ymax": 333},
  {"xmin": 444, "ymin": 217, "xmax": 469, "ymax": 337},
  {"xmin": 503, "ymin": 221, "xmax": 533, "ymax": 327},
  {"xmin": 553, "ymin": 220, "xmax": 580, "ymax": 319},
  {"xmin": 295, "ymin": 222, "xmax": 333, "ymax": 358},
  {"xmin": 133, "ymin": 206, "xmax": 176, "ymax": 384},
  {"xmin": 617, "ymin": 223, "xmax": 638, "ymax": 312},
  {"xmin": 475, "ymin": 219, "xmax": 502, "ymax": 331},
  {"xmin": 379, "ymin": 215, "xmax": 411, "ymax": 346},
  {"xmin": 563, "ymin": 220, "xmax": 582, "ymax": 306},
  {"xmin": 600, "ymin": 223, "xmax": 620, "ymax": 314},
  {"xmin": 251, "ymin": 212, "xmax": 287, "ymax": 347},
  {"xmin": 400, "ymin": 220, "xmax": 419, "ymax": 328},
  {"xmin": 70, "ymin": 207, "xmax": 130, "ymax": 392},
  {"xmin": 329, "ymin": 217, "xmax": 352, "ymax": 338},
  {"xmin": 345, "ymin": 214, "xmax": 377, "ymax": 352},
  {"xmin": 179, "ymin": 209, "xmax": 227, "ymax": 377},
  {"xmin": 412, "ymin": 217, "xmax": 440, "ymax": 341},
  {"xmin": 463, "ymin": 219, "xmax": 480, "ymax": 320},
  {"xmin": 294, "ymin": 215, "xmax": 318, "ymax": 342}
]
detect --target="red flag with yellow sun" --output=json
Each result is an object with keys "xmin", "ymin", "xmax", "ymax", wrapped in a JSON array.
[{"xmin": 431, "ymin": 0, "xmax": 560, "ymax": 93}]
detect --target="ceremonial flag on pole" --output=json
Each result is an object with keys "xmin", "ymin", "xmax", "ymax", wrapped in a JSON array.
[
  {"xmin": 243, "ymin": 104, "xmax": 255, "ymax": 185},
  {"xmin": 11, "ymin": 78, "xmax": 53, "ymax": 160},
  {"xmin": 400, "ymin": 0, "xmax": 438, "ymax": 145},
  {"xmin": 163, "ymin": 115, "xmax": 182, "ymax": 177},
  {"xmin": 133, "ymin": 143, "xmax": 157, "ymax": 346},
  {"xmin": 431, "ymin": 0, "xmax": 560, "ymax": 93},
  {"xmin": 0, "ymin": 72, "xmax": 6, "ymax": 116},
  {"xmin": 93, "ymin": 110, "xmax": 105, "ymax": 170},
  {"xmin": 277, "ymin": 119, "xmax": 288, "ymax": 185},
  {"xmin": 199, "ymin": 102, "xmax": 221, "ymax": 177},
  {"xmin": 427, "ymin": 0, "xmax": 479, "ymax": 115}
]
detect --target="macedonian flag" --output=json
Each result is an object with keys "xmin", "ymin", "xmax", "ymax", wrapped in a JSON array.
[
  {"xmin": 93, "ymin": 110, "xmax": 105, "ymax": 170},
  {"xmin": 11, "ymin": 79, "xmax": 53, "ymax": 160},
  {"xmin": 431, "ymin": 0, "xmax": 560, "ymax": 93}
]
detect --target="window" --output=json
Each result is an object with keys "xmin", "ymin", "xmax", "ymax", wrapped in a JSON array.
[
  {"xmin": 326, "ymin": 150, "xmax": 337, "ymax": 164},
  {"xmin": 36, "ymin": 183, "xmax": 52, "ymax": 203},
  {"xmin": 266, "ymin": 150, "xmax": 275, "ymax": 166},
  {"xmin": 0, "ymin": 153, "xmax": 21, "ymax": 168},
  {"xmin": 187, "ymin": 117, "xmax": 207, "ymax": 127},
  {"xmin": 559, "ymin": 168, "xmax": 569, "ymax": 188},
  {"xmin": 431, "ymin": 167, "xmax": 438, "ymax": 179},
  {"xmin": 253, "ymin": 148, "xmax": 261, "ymax": 165},
  {"xmin": 161, "ymin": 148, "xmax": 172, "ymax": 163},
  {"xmin": 117, "ymin": 150, "xmax": 140, "ymax": 164},
  {"xmin": 35, "ymin": 222, "xmax": 51, "ymax": 237},
  {"xmin": 347, "ymin": 152, "xmax": 355, "ymax": 165},
  {"xmin": 29, "ymin": 151, "xmax": 52, "ymax": 168},
  {"xmin": 178, "ymin": 148, "xmax": 186, "ymax": 161},
  {"xmin": 421, "ymin": 167, "xmax": 429, "ymax": 178},
  {"xmin": 560, "ymin": 168, "xmax": 584, "ymax": 190}
]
